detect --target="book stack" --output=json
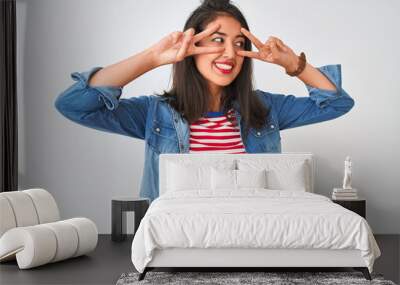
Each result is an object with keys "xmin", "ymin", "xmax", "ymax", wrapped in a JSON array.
[{"xmin": 332, "ymin": 188, "xmax": 358, "ymax": 200}]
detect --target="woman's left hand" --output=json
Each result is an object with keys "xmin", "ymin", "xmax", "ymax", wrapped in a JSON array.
[{"xmin": 237, "ymin": 27, "xmax": 299, "ymax": 72}]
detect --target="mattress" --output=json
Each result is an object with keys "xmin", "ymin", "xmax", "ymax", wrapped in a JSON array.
[{"xmin": 131, "ymin": 189, "xmax": 381, "ymax": 273}]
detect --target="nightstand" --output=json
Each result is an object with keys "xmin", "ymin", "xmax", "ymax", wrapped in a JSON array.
[
  {"xmin": 111, "ymin": 197, "xmax": 150, "ymax": 242},
  {"xmin": 332, "ymin": 198, "xmax": 366, "ymax": 219}
]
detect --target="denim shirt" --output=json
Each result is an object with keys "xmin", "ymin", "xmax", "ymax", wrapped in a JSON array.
[{"xmin": 54, "ymin": 64, "xmax": 354, "ymax": 202}]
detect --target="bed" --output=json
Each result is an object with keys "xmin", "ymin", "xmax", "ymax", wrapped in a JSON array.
[{"xmin": 130, "ymin": 153, "xmax": 381, "ymax": 281}]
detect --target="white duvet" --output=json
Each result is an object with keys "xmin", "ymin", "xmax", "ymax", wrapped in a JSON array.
[{"xmin": 131, "ymin": 189, "xmax": 381, "ymax": 273}]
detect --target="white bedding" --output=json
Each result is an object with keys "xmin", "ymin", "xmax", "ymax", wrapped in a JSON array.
[{"xmin": 131, "ymin": 189, "xmax": 381, "ymax": 273}]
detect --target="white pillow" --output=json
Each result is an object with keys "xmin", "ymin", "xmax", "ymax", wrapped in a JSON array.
[
  {"xmin": 166, "ymin": 162, "xmax": 211, "ymax": 191},
  {"xmin": 211, "ymin": 168, "xmax": 268, "ymax": 190},
  {"xmin": 166, "ymin": 160, "xmax": 236, "ymax": 192},
  {"xmin": 237, "ymin": 159, "xmax": 309, "ymax": 192},
  {"xmin": 211, "ymin": 168, "xmax": 236, "ymax": 190},
  {"xmin": 236, "ymin": 169, "xmax": 268, "ymax": 188},
  {"xmin": 266, "ymin": 161, "xmax": 307, "ymax": 191}
]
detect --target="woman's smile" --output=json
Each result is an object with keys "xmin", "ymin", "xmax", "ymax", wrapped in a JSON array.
[{"xmin": 213, "ymin": 61, "xmax": 234, "ymax": 74}]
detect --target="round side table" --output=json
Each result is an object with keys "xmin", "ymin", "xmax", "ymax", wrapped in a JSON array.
[{"xmin": 111, "ymin": 197, "xmax": 150, "ymax": 242}]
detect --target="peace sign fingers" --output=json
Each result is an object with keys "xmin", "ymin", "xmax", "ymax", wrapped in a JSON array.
[
  {"xmin": 237, "ymin": 27, "xmax": 273, "ymax": 60},
  {"xmin": 236, "ymin": 30, "xmax": 298, "ymax": 70},
  {"xmin": 176, "ymin": 28, "xmax": 196, "ymax": 61},
  {"xmin": 190, "ymin": 23, "xmax": 226, "ymax": 56},
  {"xmin": 267, "ymin": 36, "xmax": 288, "ymax": 52},
  {"xmin": 240, "ymin": 27, "xmax": 264, "ymax": 50},
  {"xmin": 176, "ymin": 25, "xmax": 225, "ymax": 60},
  {"xmin": 193, "ymin": 45, "xmax": 226, "ymax": 55},
  {"xmin": 236, "ymin": 50, "xmax": 262, "ymax": 59},
  {"xmin": 192, "ymin": 23, "xmax": 221, "ymax": 44}
]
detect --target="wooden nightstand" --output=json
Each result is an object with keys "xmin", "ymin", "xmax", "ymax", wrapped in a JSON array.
[{"xmin": 332, "ymin": 198, "xmax": 366, "ymax": 219}]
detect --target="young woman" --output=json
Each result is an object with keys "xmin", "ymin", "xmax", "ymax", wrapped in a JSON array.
[{"xmin": 55, "ymin": 0, "xmax": 354, "ymax": 202}]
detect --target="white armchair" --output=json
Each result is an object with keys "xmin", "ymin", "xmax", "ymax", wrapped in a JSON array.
[{"xmin": 0, "ymin": 188, "xmax": 98, "ymax": 269}]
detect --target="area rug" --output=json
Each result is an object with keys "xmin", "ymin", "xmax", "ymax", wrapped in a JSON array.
[{"xmin": 116, "ymin": 271, "xmax": 397, "ymax": 285}]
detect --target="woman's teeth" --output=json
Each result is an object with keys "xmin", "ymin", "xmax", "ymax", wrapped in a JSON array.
[
  {"xmin": 214, "ymin": 62, "xmax": 233, "ymax": 74},
  {"xmin": 215, "ymin": 63, "xmax": 233, "ymax": 70}
]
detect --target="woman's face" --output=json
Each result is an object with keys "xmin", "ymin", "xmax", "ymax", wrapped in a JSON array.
[{"xmin": 194, "ymin": 15, "xmax": 246, "ymax": 96}]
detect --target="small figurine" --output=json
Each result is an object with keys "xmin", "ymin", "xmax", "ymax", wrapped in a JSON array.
[{"xmin": 342, "ymin": 156, "xmax": 352, "ymax": 190}]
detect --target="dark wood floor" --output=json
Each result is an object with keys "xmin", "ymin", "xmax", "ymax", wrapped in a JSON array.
[{"xmin": 0, "ymin": 234, "xmax": 398, "ymax": 285}]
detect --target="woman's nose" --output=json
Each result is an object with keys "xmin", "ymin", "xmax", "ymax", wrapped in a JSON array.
[{"xmin": 222, "ymin": 42, "xmax": 236, "ymax": 58}]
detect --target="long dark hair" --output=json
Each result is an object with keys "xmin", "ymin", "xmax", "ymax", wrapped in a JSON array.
[{"xmin": 158, "ymin": 0, "xmax": 269, "ymax": 140}]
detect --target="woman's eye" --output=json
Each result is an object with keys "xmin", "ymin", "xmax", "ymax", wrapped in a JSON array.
[
  {"xmin": 212, "ymin": 37, "xmax": 245, "ymax": 48},
  {"xmin": 212, "ymin": 37, "xmax": 223, "ymax": 43}
]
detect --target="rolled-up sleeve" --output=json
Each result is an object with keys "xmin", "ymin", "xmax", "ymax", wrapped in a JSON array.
[
  {"xmin": 54, "ymin": 66, "xmax": 150, "ymax": 140},
  {"xmin": 261, "ymin": 64, "xmax": 355, "ymax": 130}
]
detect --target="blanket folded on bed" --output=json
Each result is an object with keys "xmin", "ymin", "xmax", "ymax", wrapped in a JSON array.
[{"xmin": 131, "ymin": 190, "xmax": 381, "ymax": 273}]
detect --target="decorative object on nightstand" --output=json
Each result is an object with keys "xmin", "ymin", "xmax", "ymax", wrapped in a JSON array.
[
  {"xmin": 111, "ymin": 197, "xmax": 150, "ymax": 242},
  {"xmin": 332, "ymin": 198, "xmax": 366, "ymax": 219},
  {"xmin": 332, "ymin": 156, "xmax": 359, "ymax": 200},
  {"xmin": 332, "ymin": 187, "xmax": 358, "ymax": 200}
]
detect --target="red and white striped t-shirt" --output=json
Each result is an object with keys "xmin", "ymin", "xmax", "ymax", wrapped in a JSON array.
[{"xmin": 189, "ymin": 108, "xmax": 246, "ymax": 154}]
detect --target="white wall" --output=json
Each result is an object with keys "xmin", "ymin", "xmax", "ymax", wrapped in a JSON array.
[{"xmin": 16, "ymin": 0, "xmax": 400, "ymax": 234}]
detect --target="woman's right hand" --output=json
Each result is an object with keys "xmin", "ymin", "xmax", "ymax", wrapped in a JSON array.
[{"xmin": 149, "ymin": 23, "xmax": 225, "ymax": 66}]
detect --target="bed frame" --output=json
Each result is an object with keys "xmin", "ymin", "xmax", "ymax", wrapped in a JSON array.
[{"xmin": 138, "ymin": 153, "xmax": 372, "ymax": 281}]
